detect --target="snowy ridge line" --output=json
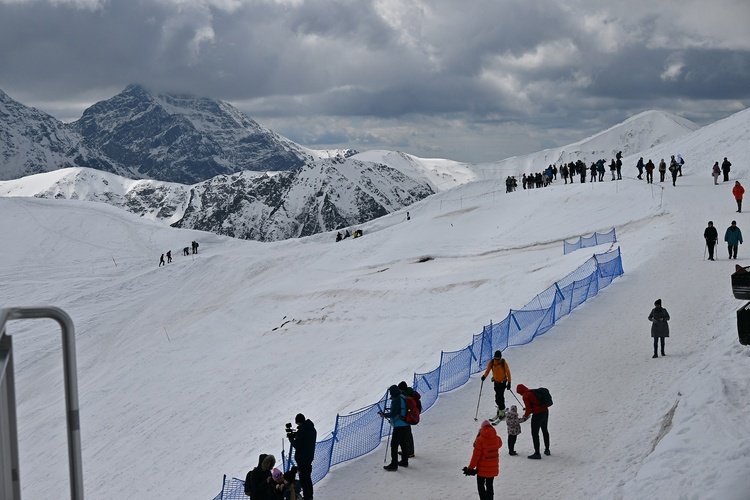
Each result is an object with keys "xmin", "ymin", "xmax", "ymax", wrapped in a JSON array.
[
  {"xmin": 563, "ymin": 228, "xmax": 617, "ymax": 254},
  {"xmin": 214, "ymin": 248, "xmax": 625, "ymax": 500}
]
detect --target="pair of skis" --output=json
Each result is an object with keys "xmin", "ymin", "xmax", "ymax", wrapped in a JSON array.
[{"xmin": 489, "ymin": 410, "xmax": 506, "ymax": 425}]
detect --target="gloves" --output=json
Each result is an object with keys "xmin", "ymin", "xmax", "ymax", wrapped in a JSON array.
[
  {"xmin": 506, "ymin": 384, "xmax": 511, "ymax": 391},
  {"xmin": 462, "ymin": 467, "xmax": 477, "ymax": 476},
  {"xmin": 481, "ymin": 376, "xmax": 486, "ymax": 382}
]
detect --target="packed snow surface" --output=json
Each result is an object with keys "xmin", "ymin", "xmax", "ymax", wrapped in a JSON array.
[{"xmin": 2, "ymin": 108, "xmax": 750, "ymax": 499}]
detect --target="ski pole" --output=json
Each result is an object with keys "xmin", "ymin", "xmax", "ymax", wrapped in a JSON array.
[
  {"xmin": 704, "ymin": 243, "xmax": 707, "ymax": 261},
  {"xmin": 474, "ymin": 379, "xmax": 485, "ymax": 421},
  {"xmin": 383, "ymin": 421, "xmax": 392, "ymax": 463},
  {"xmin": 509, "ymin": 388, "xmax": 523, "ymax": 407}
]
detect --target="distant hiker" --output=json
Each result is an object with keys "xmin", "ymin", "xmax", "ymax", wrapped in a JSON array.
[
  {"xmin": 516, "ymin": 384, "xmax": 551, "ymax": 459},
  {"xmin": 166, "ymin": 250, "xmax": 172, "ymax": 263},
  {"xmin": 658, "ymin": 159, "xmax": 667, "ymax": 182},
  {"xmin": 636, "ymin": 157, "xmax": 644, "ymax": 179},
  {"xmin": 669, "ymin": 157, "xmax": 679, "ymax": 186},
  {"xmin": 704, "ymin": 221, "xmax": 718, "ymax": 261},
  {"xmin": 580, "ymin": 164, "xmax": 586, "ymax": 183},
  {"xmin": 407, "ymin": 211, "xmax": 411, "ymax": 221},
  {"xmin": 521, "ymin": 174, "xmax": 527, "ymax": 189},
  {"xmin": 589, "ymin": 163, "xmax": 597, "ymax": 183},
  {"xmin": 398, "ymin": 380, "xmax": 420, "ymax": 458},
  {"xmin": 287, "ymin": 413, "xmax": 316, "ymax": 500},
  {"xmin": 722, "ymin": 157, "xmax": 732, "ymax": 182},
  {"xmin": 481, "ymin": 350, "xmax": 511, "ymax": 420},
  {"xmin": 648, "ymin": 299, "xmax": 670, "ymax": 358},
  {"xmin": 645, "ymin": 159, "xmax": 655, "ymax": 184},
  {"xmin": 616, "ymin": 151, "xmax": 623, "ymax": 180},
  {"xmin": 597, "ymin": 159, "xmax": 605, "ymax": 181},
  {"xmin": 379, "ymin": 385, "xmax": 409, "ymax": 471},
  {"xmin": 712, "ymin": 162, "xmax": 721, "ymax": 185},
  {"xmin": 505, "ymin": 405, "xmax": 521, "ymax": 456},
  {"xmin": 725, "ymin": 220, "xmax": 743, "ymax": 260},
  {"xmin": 158, "ymin": 254, "xmax": 165, "ymax": 267},
  {"xmin": 336, "ymin": 232, "xmax": 342, "ymax": 242},
  {"xmin": 733, "ymin": 181, "xmax": 745, "ymax": 212},
  {"xmin": 246, "ymin": 453, "xmax": 276, "ymax": 500},
  {"xmin": 344, "ymin": 229, "xmax": 351, "ymax": 239},
  {"xmin": 464, "ymin": 419, "xmax": 502, "ymax": 500},
  {"xmin": 610, "ymin": 159, "xmax": 617, "ymax": 181},
  {"xmin": 183, "ymin": 246, "xmax": 190, "ymax": 256},
  {"xmin": 677, "ymin": 154, "xmax": 684, "ymax": 176},
  {"xmin": 191, "ymin": 241, "xmax": 199, "ymax": 254}
]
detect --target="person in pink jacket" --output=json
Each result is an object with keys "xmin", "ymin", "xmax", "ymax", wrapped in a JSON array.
[{"xmin": 465, "ymin": 420, "xmax": 502, "ymax": 500}]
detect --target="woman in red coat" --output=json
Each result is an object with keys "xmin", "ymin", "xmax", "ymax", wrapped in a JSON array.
[{"xmin": 466, "ymin": 420, "xmax": 502, "ymax": 500}]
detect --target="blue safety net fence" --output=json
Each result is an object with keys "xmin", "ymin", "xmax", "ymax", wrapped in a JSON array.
[
  {"xmin": 563, "ymin": 228, "xmax": 617, "ymax": 254},
  {"xmin": 214, "ymin": 247, "xmax": 624, "ymax": 499}
]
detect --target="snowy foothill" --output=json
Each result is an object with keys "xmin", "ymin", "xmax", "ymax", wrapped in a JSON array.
[{"xmin": 1, "ymin": 108, "xmax": 750, "ymax": 499}]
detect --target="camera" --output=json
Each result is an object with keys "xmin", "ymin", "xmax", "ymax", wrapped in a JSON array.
[{"xmin": 285, "ymin": 422, "xmax": 297, "ymax": 440}]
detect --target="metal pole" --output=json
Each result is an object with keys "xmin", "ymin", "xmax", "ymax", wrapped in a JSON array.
[{"xmin": 474, "ymin": 379, "xmax": 484, "ymax": 421}]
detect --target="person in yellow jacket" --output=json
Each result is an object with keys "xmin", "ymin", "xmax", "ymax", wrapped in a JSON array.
[{"xmin": 481, "ymin": 350, "xmax": 512, "ymax": 419}]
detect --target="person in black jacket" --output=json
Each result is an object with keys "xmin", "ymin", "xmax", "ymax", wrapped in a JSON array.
[
  {"xmin": 722, "ymin": 157, "xmax": 732, "ymax": 182},
  {"xmin": 246, "ymin": 453, "xmax": 276, "ymax": 499},
  {"xmin": 288, "ymin": 413, "xmax": 316, "ymax": 500},
  {"xmin": 704, "ymin": 221, "xmax": 718, "ymax": 261}
]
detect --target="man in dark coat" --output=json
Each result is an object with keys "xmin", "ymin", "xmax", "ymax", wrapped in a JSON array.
[
  {"xmin": 645, "ymin": 159, "xmax": 655, "ymax": 184},
  {"xmin": 725, "ymin": 220, "xmax": 743, "ymax": 260},
  {"xmin": 648, "ymin": 299, "xmax": 670, "ymax": 358},
  {"xmin": 636, "ymin": 157, "xmax": 644, "ymax": 179},
  {"xmin": 288, "ymin": 413, "xmax": 316, "ymax": 499},
  {"xmin": 722, "ymin": 157, "xmax": 732, "ymax": 182},
  {"xmin": 704, "ymin": 221, "xmax": 718, "ymax": 261}
]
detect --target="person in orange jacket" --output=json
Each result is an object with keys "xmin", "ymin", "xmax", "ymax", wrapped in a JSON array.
[
  {"xmin": 516, "ymin": 384, "xmax": 550, "ymax": 460},
  {"xmin": 465, "ymin": 419, "xmax": 502, "ymax": 500},
  {"xmin": 732, "ymin": 181, "xmax": 745, "ymax": 213},
  {"xmin": 481, "ymin": 350, "xmax": 511, "ymax": 419}
]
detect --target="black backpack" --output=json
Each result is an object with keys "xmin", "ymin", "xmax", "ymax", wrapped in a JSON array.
[{"xmin": 531, "ymin": 387, "xmax": 553, "ymax": 407}]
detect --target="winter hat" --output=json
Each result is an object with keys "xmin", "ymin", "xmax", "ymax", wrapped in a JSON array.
[
  {"xmin": 398, "ymin": 381, "xmax": 408, "ymax": 391},
  {"xmin": 493, "ymin": 350, "xmax": 502, "ymax": 359},
  {"xmin": 481, "ymin": 419, "xmax": 492, "ymax": 429},
  {"xmin": 271, "ymin": 468, "xmax": 283, "ymax": 483},
  {"xmin": 509, "ymin": 405, "xmax": 517, "ymax": 413},
  {"xmin": 654, "ymin": 299, "xmax": 662, "ymax": 307},
  {"xmin": 295, "ymin": 413, "xmax": 306, "ymax": 424}
]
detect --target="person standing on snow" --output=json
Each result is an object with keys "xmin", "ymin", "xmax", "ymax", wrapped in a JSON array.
[
  {"xmin": 733, "ymin": 181, "xmax": 745, "ymax": 213},
  {"xmin": 287, "ymin": 413, "xmax": 316, "ymax": 500},
  {"xmin": 669, "ymin": 156, "xmax": 679, "ymax": 186},
  {"xmin": 636, "ymin": 157, "xmax": 645, "ymax": 180},
  {"xmin": 158, "ymin": 254, "xmax": 165, "ymax": 267},
  {"xmin": 505, "ymin": 405, "xmax": 522, "ymax": 456},
  {"xmin": 725, "ymin": 220, "xmax": 743, "ymax": 260},
  {"xmin": 615, "ymin": 151, "xmax": 623, "ymax": 180},
  {"xmin": 517, "ymin": 384, "xmax": 550, "ymax": 459},
  {"xmin": 676, "ymin": 154, "xmax": 684, "ymax": 176},
  {"xmin": 481, "ymin": 350, "xmax": 512, "ymax": 419},
  {"xmin": 658, "ymin": 159, "xmax": 667, "ymax": 182},
  {"xmin": 398, "ymin": 380, "xmax": 420, "ymax": 459},
  {"xmin": 648, "ymin": 299, "xmax": 670, "ymax": 358},
  {"xmin": 645, "ymin": 159, "xmax": 655, "ymax": 184},
  {"xmin": 379, "ymin": 385, "xmax": 410, "ymax": 471},
  {"xmin": 704, "ymin": 221, "xmax": 719, "ymax": 261},
  {"xmin": 464, "ymin": 419, "xmax": 502, "ymax": 500},
  {"xmin": 712, "ymin": 162, "xmax": 721, "ymax": 185},
  {"xmin": 722, "ymin": 157, "xmax": 732, "ymax": 182}
]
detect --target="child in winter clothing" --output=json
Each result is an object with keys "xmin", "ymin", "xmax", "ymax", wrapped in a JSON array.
[
  {"xmin": 505, "ymin": 405, "xmax": 521, "ymax": 456},
  {"xmin": 466, "ymin": 419, "xmax": 502, "ymax": 500}
]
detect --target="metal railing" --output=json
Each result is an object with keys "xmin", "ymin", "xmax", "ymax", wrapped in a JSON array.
[{"xmin": 0, "ymin": 307, "xmax": 83, "ymax": 500}]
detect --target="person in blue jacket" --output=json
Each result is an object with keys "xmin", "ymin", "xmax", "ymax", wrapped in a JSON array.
[
  {"xmin": 725, "ymin": 220, "xmax": 743, "ymax": 259},
  {"xmin": 379, "ymin": 385, "xmax": 409, "ymax": 471}
]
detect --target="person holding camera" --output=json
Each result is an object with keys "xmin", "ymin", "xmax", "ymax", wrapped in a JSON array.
[
  {"xmin": 286, "ymin": 413, "xmax": 316, "ymax": 500},
  {"xmin": 378, "ymin": 384, "xmax": 410, "ymax": 471},
  {"xmin": 464, "ymin": 419, "xmax": 502, "ymax": 500}
]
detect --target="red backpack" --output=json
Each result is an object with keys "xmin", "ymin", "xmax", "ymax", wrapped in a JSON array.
[{"xmin": 404, "ymin": 392, "xmax": 421, "ymax": 425}]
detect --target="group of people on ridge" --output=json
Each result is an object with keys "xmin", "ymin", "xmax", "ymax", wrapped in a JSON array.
[{"xmin": 159, "ymin": 240, "xmax": 199, "ymax": 267}]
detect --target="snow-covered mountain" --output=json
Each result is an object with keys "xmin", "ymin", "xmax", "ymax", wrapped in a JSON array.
[
  {"xmin": 0, "ymin": 85, "xmax": 338, "ymax": 184},
  {"xmin": 3, "ymin": 103, "xmax": 748, "ymax": 500}
]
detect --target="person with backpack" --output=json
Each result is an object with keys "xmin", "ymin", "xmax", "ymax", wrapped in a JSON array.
[
  {"xmin": 677, "ymin": 154, "xmax": 684, "ymax": 176},
  {"xmin": 398, "ymin": 381, "xmax": 421, "ymax": 458},
  {"xmin": 245, "ymin": 453, "xmax": 276, "ymax": 499},
  {"xmin": 648, "ymin": 299, "xmax": 670, "ymax": 358},
  {"xmin": 669, "ymin": 156, "xmax": 679, "ymax": 186},
  {"xmin": 287, "ymin": 413, "xmax": 316, "ymax": 500},
  {"xmin": 645, "ymin": 159, "xmax": 655, "ymax": 184},
  {"xmin": 658, "ymin": 159, "xmax": 667, "ymax": 182},
  {"xmin": 379, "ymin": 385, "xmax": 410, "ymax": 470},
  {"xmin": 635, "ymin": 157, "xmax": 644, "ymax": 179},
  {"xmin": 516, "ymin": 384, "xmax": 551, "ymax": 459},
  {"xmin": 464, "ymin": 419, "xmax": 502, "ymax": 500},
  {"xmin": 481, "ymin": 350, "xmax": 512, "ymax": 420}
]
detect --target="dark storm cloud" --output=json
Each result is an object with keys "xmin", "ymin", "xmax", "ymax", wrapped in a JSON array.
[{"xmin": 0, "ymin": 0, "xmax": 748, "ymax": 162}]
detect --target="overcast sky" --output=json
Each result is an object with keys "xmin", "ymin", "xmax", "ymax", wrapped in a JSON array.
[{"xmin": 1, "ymin": 0, "xmax": 749, "ymax": 163}]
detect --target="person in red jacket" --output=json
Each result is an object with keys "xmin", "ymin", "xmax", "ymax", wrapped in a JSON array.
[
  {"xmin": 733, "ymin": 181, "xmax": 745, "ymax": 213},
  {"xmin": 465, "ymin": 420, "xmax": 502, "ymax": 500},
  {"xmin": 516, "ymin": 384, "xmax": 550, "ymax": 459}
]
